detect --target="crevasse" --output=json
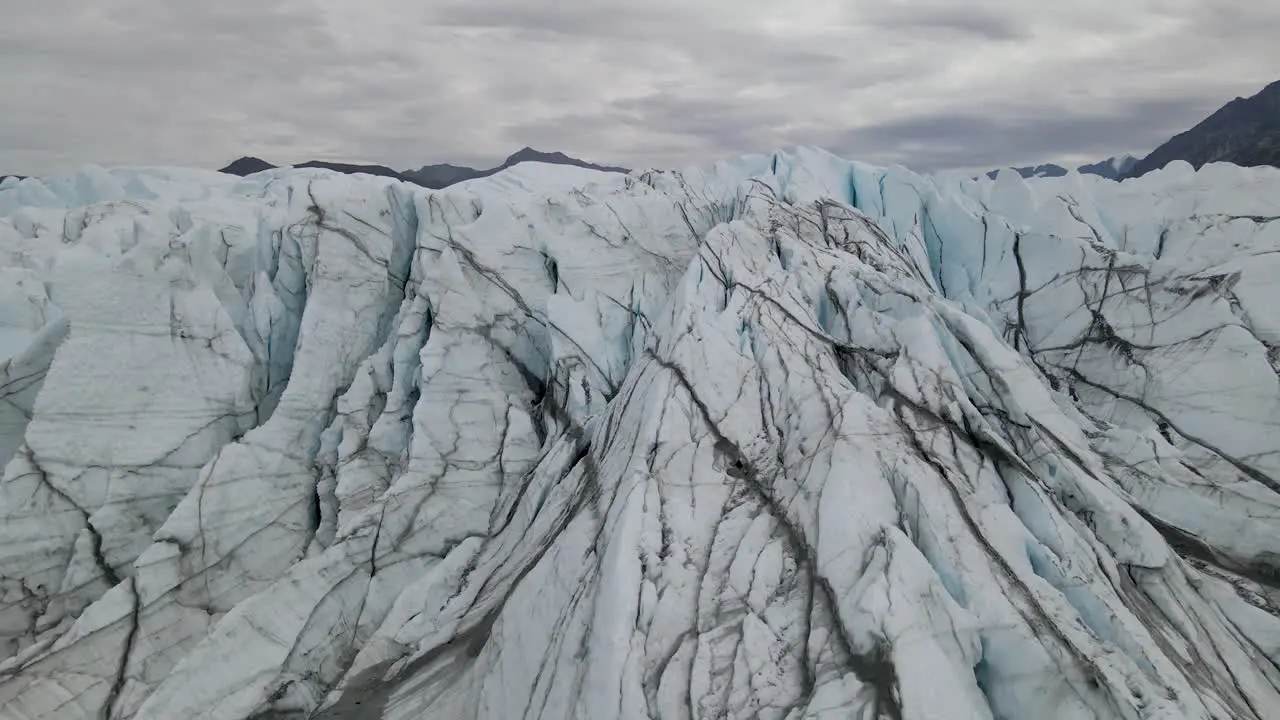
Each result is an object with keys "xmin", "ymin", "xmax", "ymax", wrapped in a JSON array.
[{"xmin": 0, "ymin": 152, "xmax": 1277, "ymax": 719}]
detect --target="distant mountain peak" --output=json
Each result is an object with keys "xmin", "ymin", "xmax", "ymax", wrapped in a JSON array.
[
  {"xmin": 219, "ymin": 157, "xmax": 277, "ymax": 176},
  {"xmin": 505, "ymin": 147, "xmax": 567, "ymax": 163},
  {"xmin": 1077, "ymin": 154, "xmax": 1139, "ymax": 180},
  {"xmin": 416, "ymin": 162, "xmax": 472, "ymax": 170},
  {"xmin": 1123, "ymin": 77, "xmax": 1280, "ymax": 178},
  {"xmin": 500, "ymin": 147, "xmax": 628, "ymax": 173}
]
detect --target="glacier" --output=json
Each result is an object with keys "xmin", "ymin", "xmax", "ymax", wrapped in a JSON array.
[{"xmin": 0, "ymin": 150, "xmax": 1277, "ymax": 719}]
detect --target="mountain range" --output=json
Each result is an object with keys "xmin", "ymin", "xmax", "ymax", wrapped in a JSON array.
[
  {"xmin": 7, "ymin": 78, "xmax": 1278, "ymax": 190},
  {"xmin": 984, "ymin": 154, "xmax": 1139, "ymax": 180},
  {"xmin": 217, "ymin": 79, "xmax": 1280, "ymax": 189},
  {"xmin": 218, "ymin": 147, "xmax": 630, "ymax": 188},
  {"xmin": 984, "ymin": 77, "xmax": 1279, "ymax": 181}
]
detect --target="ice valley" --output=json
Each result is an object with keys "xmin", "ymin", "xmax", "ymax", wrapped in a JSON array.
[{"xmin": 0, "ymin": 150, "xmax": 1278, "ymax": 719}]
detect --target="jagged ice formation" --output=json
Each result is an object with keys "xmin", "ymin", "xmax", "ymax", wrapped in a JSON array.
[{"xmin": 0, "ymin": 151, "xmax": 1278, "ymax": 719}]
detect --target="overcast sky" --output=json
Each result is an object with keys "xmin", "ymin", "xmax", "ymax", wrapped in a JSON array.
[{"xmin": 3, "ymin": 0, "xmax": 1277, "ymax": 176}]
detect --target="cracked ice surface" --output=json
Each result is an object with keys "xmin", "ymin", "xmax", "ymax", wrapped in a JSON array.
[{"xmin": 0, "ymin": 153, "xmax": 1277, "ymax": 719}]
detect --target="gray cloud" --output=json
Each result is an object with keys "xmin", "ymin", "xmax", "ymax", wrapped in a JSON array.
[
  {"xmin": 824, "ymin": 96, "xmax": 1228, "ymax": 171},
  {"xmin": 857, "ymin": 2, "xmax": 1031, "ymax": 41},
  {"xmin": 1, "ymin": 0, "xmax": 1277, "ymax": 177}
]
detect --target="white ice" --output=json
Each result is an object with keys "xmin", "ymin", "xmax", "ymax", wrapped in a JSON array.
[{"xmin": 0, "ymin": 151, "xmax": 1277, "ymax": 719}]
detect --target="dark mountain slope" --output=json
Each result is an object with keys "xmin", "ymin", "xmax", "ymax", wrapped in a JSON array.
[
  {"xmin": 294, "ymin": 161, "xmax": 406, "ymax": 179},
  {"xmin": 219, "ymin": 157, "xmax": 277, "ymax": 176},
  {"xmin": 983, "ymin": 155, "xmax": 1138, "ymax": 181},
  {"xmin": 218, "ymin": 148, "xmax": 631, "ymax": 189},
  {"xmin": 1125, "ymin": 79, "xmax": 1280, "ymax": 178},
  {"xmin": 403, "ymin": 147, "xmax": 630, "ymax": 188}
]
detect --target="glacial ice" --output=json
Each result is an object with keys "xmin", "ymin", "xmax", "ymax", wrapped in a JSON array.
[{"xmin": 0, "ymin": 150, "xmax": 1277, "ymax": 719}]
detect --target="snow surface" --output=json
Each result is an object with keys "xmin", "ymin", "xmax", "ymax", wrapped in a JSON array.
[{"xmin": 0, "ymin": 153, "xmax": 1278, "ymax": 719}]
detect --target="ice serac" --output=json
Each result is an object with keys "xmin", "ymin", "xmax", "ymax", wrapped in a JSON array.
[{"xmin": 0, "ymin": 152, "xmax": 1277, "ymax": 719}]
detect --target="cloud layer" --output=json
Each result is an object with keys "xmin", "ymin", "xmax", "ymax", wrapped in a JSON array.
[{"xmin": 3, "ymin": 0, "xmax": 1277, "ymax": 175}]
